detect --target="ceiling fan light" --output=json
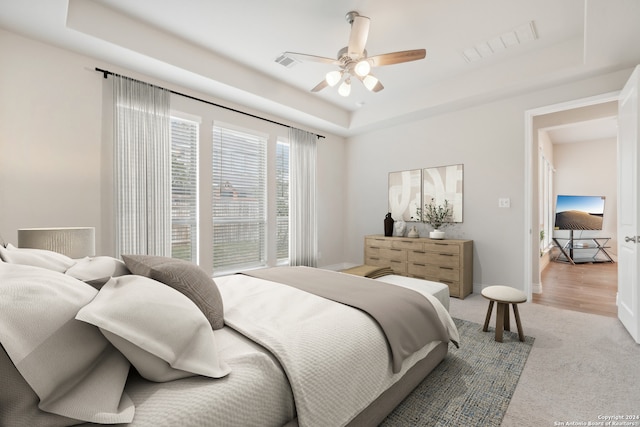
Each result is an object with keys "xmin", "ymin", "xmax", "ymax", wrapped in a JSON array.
[
  {"xmin": 325, "ymin": 70, "xmax": 342, "ymax": 87},
  {"xmin": 363, "ymin": 74, "xmax": 379, "ymax": 91},
  {"xmin": 338, "ymin": 79, "xmax": 351, "ymax": 97},
  {"xmin": 354, "ymin": 60, "xmax": 371, "ymax": 77}
]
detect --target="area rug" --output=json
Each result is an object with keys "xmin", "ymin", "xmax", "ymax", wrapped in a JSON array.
[{"xmin": 380, "ymin": 318, "xmax": 534, "ymax": 427}]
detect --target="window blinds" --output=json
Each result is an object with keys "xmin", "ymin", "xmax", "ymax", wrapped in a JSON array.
[
  {"xmin": 170, "ymin": 117, "xmax": 199, "ymax": 263},
  {"xmin": 212, "ymin": 125, "xmax": 267, "ymax": 272}
]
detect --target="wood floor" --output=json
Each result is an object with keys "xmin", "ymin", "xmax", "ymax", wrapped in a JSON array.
[{"xmin": 534, "ymin": 260, "xmax": 618, "ymax": 317}]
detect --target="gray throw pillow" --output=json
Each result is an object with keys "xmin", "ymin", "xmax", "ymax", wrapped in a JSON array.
[{"xmin": 121, "ymin": 255, "xmax": 224, "ymax": 330}]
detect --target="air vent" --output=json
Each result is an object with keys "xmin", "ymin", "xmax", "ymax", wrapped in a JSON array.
[
  {"xmin": 462, "ymin": 21, "xmax": 538, "ymax": 63},
  {"xmin": 275, "ymin": 54, "xmax": 299, "ymax": 68}
]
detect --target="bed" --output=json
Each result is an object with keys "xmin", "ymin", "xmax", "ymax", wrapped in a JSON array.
[{"xmin": 0, "ymin": 245, "xmax": 459, "ymax": 427}]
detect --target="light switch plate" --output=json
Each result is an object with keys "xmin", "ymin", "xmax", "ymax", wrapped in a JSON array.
[{"xmin": 498, "ymin": 197, "xmax": 511, "ymax": 208}]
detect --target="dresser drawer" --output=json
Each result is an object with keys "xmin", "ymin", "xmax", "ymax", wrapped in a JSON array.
[
  {"xmin": 410, "ymin": 249, "xmax": 459, "ymax": 268},
  {"xmin": 366, "ymin": 244, "xmax": 406, "ymax": 260},
  {"xmin": 408, "ymin": 263, "xmax": 459, "ymax": 282},
  {"xmin": 424, "ymin": 241, "xmax": 460, "ymax": 255},
  {"xmin": 379, "ymin": 247, "xmax": 407, "ymax": 262},
  {"xmin": 392, "ymin": 239, "xmax": 423, "ymax": 251},
  {"xmin": 387, "ymin": 260, "xmax": 407, "ymax": 275},
  {"xmin": 407, "ymin": 249, "xmax": 427, "ymax": 262},
  {"xmin": 365, "ymin": 237, "xmax": 393, "ymax": 249},
  {"xmin": 424, "ymin": 252, "xmax": 460, "ymax": 268}
]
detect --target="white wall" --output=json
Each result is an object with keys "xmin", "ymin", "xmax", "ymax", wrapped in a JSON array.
[
  {"xmin": 553, "ymin": 138, "xmax": 618, "ymax": 257},
  {"xmin": 0, "ymin": 29, "xmax": 347, "ymax": 268},
  {"xmin": 344, "ymin": 70, "xmax": 632, "ymax": 292},
  {"xmin": 0, "ymin": 30, "xmax": 103, "ymax": 247}
]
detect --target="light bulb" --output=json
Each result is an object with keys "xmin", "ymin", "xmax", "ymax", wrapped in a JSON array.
[
  {"xmin": 338, "ymin": 79, "xmax": 351, "ymax": 97},
  {"xmin": 363, "ymin": 74, "xmax": 379, "ymax": 91},
  {"xmin": 325, "ymin": 70, "xmax": 342, "ymax": 87},
  {"xmin": 354, "ymin": 60, "xmax": 371, "ymax": 77}
]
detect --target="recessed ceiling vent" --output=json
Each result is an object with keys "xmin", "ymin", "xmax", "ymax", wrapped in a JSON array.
[
  {"xmin": 275, "ymin": 54, "xmax": 299, "ymax": 68},
  {"xmin": 462, "ymin": 21, "xmax": 538, "ymax": 63}
]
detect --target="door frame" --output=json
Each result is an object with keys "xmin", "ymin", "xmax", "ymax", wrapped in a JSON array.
[{"xmin": 523, "ymin": 91, "xmax": 620, "ymax": 300}]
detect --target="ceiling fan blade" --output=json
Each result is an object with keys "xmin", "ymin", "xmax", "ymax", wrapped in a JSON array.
[
  {"xmin": 368, "ymin": 49, "xmax": 426, "ymax": 67},
  {"xmin": 348, "ymin": 15, "xmax": 370, "ymax": 57},
  {"xmin": 283, "ymin": 52, "xmax": 340, "ymax": 65},
  {"xmin": 311, "ymin": 79, "xmax": 329, "ymax": 92}
]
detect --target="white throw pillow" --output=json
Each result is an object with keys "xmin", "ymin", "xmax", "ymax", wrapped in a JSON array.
[
  {"xmin": 76, "ymin": 275, "xmax": 231, "ymax": 382},
  {"xmin": 65, "ymin": 256, "xmax": 130, "ymax": 283},
  {"xmin": 0, "ymin": 243, "xmax": 76, "ymax": 272},
  {"xmin": 0, "ymin": 262, "xmax": 134, "ymax": 424}
]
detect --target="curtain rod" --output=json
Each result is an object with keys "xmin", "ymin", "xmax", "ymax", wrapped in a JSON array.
[{"xmin": 95, "ymin": 67, "xmax": 325, "ymax": 139}]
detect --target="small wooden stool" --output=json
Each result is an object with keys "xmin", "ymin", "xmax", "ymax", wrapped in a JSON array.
[{"xmin": 481, "ymin": 285, "xmax": 526, "ymax": 342}]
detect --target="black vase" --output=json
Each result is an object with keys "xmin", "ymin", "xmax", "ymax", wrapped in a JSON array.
[{"xmin": 384, "ymin": 213, "xmax": 394, "ymax": 237}]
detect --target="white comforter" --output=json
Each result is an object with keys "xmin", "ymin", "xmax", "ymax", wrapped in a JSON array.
[{"xmin": 216, "ymin": 273, "xmax": 459, "ymax": 427}]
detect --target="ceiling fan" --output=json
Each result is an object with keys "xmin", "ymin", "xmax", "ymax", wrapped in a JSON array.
[{"xmin": 281, "ymin": 11, "xmax": 426, "ymax": 97}]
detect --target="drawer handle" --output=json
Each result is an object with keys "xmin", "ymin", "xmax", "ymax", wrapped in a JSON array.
[
  {"xmin": 439, "ymin": 253, "xmax": 454, "ymax": 257},
  {"xmin": 390, "ymin": 248, "xmax": 402, "ymax": 252},
  {"xmin": 370, "ymin": 246, "xmax": 381, "ymax": 249},
  {"xmin": 440, "ymin": 266, "xmax": 454, "ymax": 270},
  {"xmin": 413, "ymin": 263, "xmax": 426, "ymax": 267},
  {"xmin": 400, "ymin": 240, "xmax": 413, "ymax": 244},
  {"xmin": 440, "ymin": 280, "xmax": 454, "ymax": 284},
  {"xmin": 435, "ymin": 243, "xmax": 449, "ymax": 246},
  {"xmin": 369, "ymin": 257, "xmax": 380, "ymax": 260},
  {"xmin": 390, "ymin": 260, "xmax": 401, "ymax": 264},
  {"xmin": 413, "ymin": 250, "xmax": 426, "ymax": 254}
]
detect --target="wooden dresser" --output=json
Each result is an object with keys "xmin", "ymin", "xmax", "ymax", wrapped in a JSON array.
[{"xmin": 364, "ymin": 235, "xmax": 473, "ymax": 299}]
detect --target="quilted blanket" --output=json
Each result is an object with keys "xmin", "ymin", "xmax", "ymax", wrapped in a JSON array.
[
  {"xmin": 244, "ymin": 266, "xmax": 457, "ymax": 373},
  {"xmin": 216, "ymin": 270, "xmax": 458, "ymax": 427}
]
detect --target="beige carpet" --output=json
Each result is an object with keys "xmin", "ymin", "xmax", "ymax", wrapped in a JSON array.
[{"xmin": 449, "ymin": 293, "xmax": 639, "ymax": 426}]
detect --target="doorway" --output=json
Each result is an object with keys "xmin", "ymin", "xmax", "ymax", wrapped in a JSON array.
[{"xmin": 524, "ymin": 92, "xmax": 620, "ymax": 317}]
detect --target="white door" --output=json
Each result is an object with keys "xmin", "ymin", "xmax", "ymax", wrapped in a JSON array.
[{"xmin": 618, "ymin": 65, "xmax": 640, "ymax": 344}]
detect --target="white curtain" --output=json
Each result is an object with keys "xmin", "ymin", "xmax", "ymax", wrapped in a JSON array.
[
  {"xmin": 288, "ymin": 128, "xmax": 317, "ymax": 267},
  {"xmin": 113, "ymin": 75, "xmax": 171, "ymax": 257}
]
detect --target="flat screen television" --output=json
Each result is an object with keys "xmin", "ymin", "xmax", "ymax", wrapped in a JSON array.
[{"xmin": 554, "ymin": 195, "xmax": 605, "ymax": 230}]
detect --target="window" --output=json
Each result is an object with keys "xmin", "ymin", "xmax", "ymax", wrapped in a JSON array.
[
  {"xmin": 276, "ymin": 140, "xmax": 290, "ymax": 263},
  {"xmin": 212, "ymin": 125, "xmax": 267, "ymax": 272},
  {"xmin": 170, "ymin": 117, "xmax": 199, "ymax": 262}
]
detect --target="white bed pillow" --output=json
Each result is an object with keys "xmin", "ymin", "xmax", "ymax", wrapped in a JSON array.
[
  {"xmin": 76, "ymin": 275, "xmax": 231, "ymax": 382},
  {"xmin": 0, "ymin": 262, "xmax": 134, "ymax": 424},
  {"xmin": 0, "ymin": 243, "xmax": 76, "ymax": 272},
  {"xmin": 65, "ymin": 256, "xmax": 130, "ymax": 285}
]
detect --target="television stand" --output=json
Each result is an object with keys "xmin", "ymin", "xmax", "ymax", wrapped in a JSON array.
[{"xmin": 552, "ymin": 232, "xmax": 614, "ymax": 265}]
